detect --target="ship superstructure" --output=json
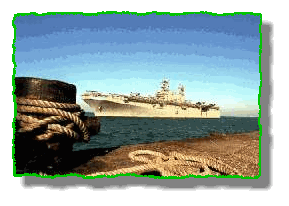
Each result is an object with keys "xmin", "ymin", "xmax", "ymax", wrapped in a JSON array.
[{"xmin": 82, "ymin": 79, "xmax": 220, "ymax": 118}]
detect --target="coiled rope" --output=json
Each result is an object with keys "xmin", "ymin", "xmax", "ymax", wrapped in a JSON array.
[
  {"xmin": 16, "ymin": 98, "xmax": 90, "ymax": 142},
  {"xmin": 85, "ymin": 150, "xmax": 242, "ymax": 177}
]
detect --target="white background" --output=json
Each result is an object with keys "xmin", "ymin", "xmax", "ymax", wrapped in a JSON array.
[{"xmin": 1, "ymin": 0, "xmax": 287, "ymax": 205}]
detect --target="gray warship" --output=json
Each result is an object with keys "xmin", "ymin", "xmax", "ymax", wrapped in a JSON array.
[{"xmin": 82, "ymin": 79, "xmax": 220, "ymax": 118}]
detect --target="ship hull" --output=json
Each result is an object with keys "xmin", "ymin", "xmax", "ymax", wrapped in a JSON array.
[{"xmin": 83, "ymin": 98, "xmax": 220, "ymax": 118}]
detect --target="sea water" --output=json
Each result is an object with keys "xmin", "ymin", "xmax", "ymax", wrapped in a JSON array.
[{"xmin": 73, "ymin": 116, "xmax": 259, "ymax": 151}]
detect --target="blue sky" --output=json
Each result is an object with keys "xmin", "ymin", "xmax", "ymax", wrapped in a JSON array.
[{"xmin": 14, "ymin": 13, "xmax": 261, "ymax": 116}]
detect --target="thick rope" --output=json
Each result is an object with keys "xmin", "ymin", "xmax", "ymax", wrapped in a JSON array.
[
  {"xmin": 16, "ymin": 98, "xmax": 89, "ymax": 141},
  {"xmin": 85, "ymin": 150, "xmax": 242, "ymax": 177},
  {"xmin": 16, "ymin": 98, "xmax": 81, "ymax": 110}
]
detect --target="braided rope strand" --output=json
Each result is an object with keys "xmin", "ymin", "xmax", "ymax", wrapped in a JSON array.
[
  {"xmin": 16, "ymin": 99, "xmax": 90, "ymax": 141},
  {"xmin": 16, "ymin": 114, "xmax": 39, "ymax": 123},
  {"xmin": 85, "ymin": 150, "xmax": 242, "ymax": 177},
  {"xmin": 18, "ymin": 116, "xmax": 67, "ymax": 133},
  {"xmin": 17, "ymin": 105, "xmax": 89, "ymax": 140},
  {"xmin": 16, "ymin": 98, "xmax": 81, "ymax": 110},
  {"xmin": 48, "ymin": 124, "xmax": 80, "ymax": 140}
]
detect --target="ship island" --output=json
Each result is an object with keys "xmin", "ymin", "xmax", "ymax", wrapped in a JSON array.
[{"xmin": 82, "ymin": 79, "xmax": 220, "ymax": 118}]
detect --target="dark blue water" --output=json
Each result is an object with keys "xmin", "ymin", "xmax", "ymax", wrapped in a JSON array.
[{"xmin": 73, "ymin": 116, "xmax": 259, "ymax": 151}]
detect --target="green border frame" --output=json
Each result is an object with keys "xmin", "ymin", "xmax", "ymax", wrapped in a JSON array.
[{"xmin": 12, "ymin": 11, "xmax": 262, "ymax": 179}]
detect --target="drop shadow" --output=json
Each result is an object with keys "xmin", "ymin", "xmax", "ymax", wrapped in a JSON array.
[{"xmin": 21, "ymin": 21, "xmax": 273, "ymax": 190}]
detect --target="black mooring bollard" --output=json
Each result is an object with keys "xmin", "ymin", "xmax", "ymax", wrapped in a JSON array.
[{"xmin": 14, "ymin": 77, "xmax": 100, "ymax": 175}]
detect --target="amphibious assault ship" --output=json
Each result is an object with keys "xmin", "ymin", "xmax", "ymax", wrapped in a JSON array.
[{"xmin": 82, "ymin": 79, "xmax": 220, "ymax": 118}]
